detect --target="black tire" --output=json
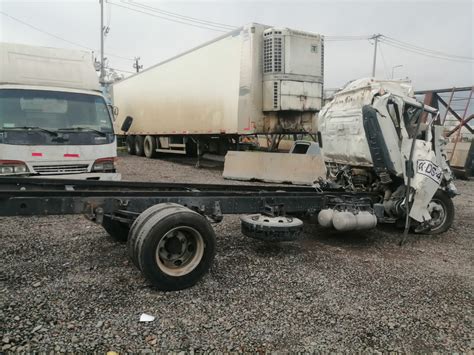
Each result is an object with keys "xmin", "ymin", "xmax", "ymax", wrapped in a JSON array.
[
  {"xmin": 135, "ymin": 136, "xmax": 145, "ymax": 156},
  {"xmin": 144, "ymin": 135, "xmax": 158, "ymax": 158},
  {"xmin": 102, "ymin": 215, "xmax": 129, "ymax": 243},
  {"xmin": 126, "ymin": 136, "xmax": 136, "ymax": 155},
  {"xmin": 127, "ymin": 203, "xmax": 186, "ymax": 268},
  {"xmin": 418, "ymin": 189, "xmax": 455, "ymax": 235},
  {"xmin": 134, "ymin": 207, "xmax": 216, "ymax": 291}
]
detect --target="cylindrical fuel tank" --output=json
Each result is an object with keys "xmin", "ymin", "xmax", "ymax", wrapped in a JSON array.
[
  {"xmin": 333, "ymin": 210, "xmax": 377, "ymax": 231},
  {"xmin": 317, "ymin": 208, "xmax": 335, "ymax": 227},
  {"xmin": 332, "ymin": 211, "xmax": 357, "ymax": 231},
  {"xmin": 355, "ymin": 211, "xmax": 377, "ymax": 230}
]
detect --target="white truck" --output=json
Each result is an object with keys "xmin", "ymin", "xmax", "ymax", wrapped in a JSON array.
[
  {"xmin": 112, "ymin": 23, "xmax": 324, "ymax": 157},
  {"xmin": 0, "ymin": 43, "xmax": 120, "ymax": 180},
  {"xmin": 318, "ymin": 78, "xmax": 457, "ymax": 234}
]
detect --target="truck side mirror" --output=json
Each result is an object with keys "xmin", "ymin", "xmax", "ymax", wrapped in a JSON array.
[
  {"xmin": 121, "ymin": 116, "xmax": 133, "ymax": 132},
  {"xmin": 108, "ymin": 105, "xmax": 119, "ymax": 120},
  {"xmin": 112, "ymin": 105, "xmax": 119, "ymax": 116}
]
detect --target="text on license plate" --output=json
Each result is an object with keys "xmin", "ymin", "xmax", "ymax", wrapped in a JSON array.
[{"xmin": 416, "ymin": 159, "xmax": 442, "ymax": 184}]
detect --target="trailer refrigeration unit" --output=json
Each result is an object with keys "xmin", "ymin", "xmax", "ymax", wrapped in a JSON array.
[{"xmin": 111, "ymin": 23, "xmax": 324, "ymax": 157}]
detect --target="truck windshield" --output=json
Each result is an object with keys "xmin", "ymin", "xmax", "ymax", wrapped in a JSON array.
[{"xmin": 0, "ymin": 89, "xmax": 113, "ymax": 133}]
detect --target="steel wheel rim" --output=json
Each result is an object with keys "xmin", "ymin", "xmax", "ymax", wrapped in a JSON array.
[
  {"xmin": 427, "ymin": 198, "xmax": 447, "ymax": 231},
  {"xmin": 155, "ymin": 226, "xmax": 204, "ymax": 276}
]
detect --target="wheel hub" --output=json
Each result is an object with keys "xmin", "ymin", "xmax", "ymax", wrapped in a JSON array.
[
  {"xmin": 427, "ymin": 200, "xmax": 446, "ymax": 230},
  {"xmin": 164, "ymin": 233, "xmax": 185, "ymax": 255},
  {"xmin": 155, "ymin": 226, "xmax": 204, "ymax": 276}
]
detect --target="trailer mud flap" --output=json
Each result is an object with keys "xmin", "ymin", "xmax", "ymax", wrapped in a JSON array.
[{"xmin": 223, "ymin": 151, "xmax": 327, "ymax": 185}]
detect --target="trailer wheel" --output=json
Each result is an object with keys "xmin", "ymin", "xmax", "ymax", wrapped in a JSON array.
[
  {"xmin": 419, "ymin": 189, "xmax": 455, "ymax": 235},
  {"xmin": 133, "ymin": 207, "xmax": 216, "ymax": 290},
  {"xmin": 102, "ymin": 215, "xmax": 129, "ymax": 243},
  {"xmin": 135, "ymin": 136, "xmax": 145, "ymax": 156},
  {"xmin": 144, "ymin": 135, "xmax": 158, "ymax": 158},
  {"xmin": 126, "ymin": 136, "xmax": 136, "ymax": 155},
  {"xmin": 127, "ymin": 203, "xmax": 186, "ymax": 267}
]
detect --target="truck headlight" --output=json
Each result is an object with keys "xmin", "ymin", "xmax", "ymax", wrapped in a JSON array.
[
  {"xmin": 92, "ymin": 157, "xmax": 116, "ymax": 172},
  {"xmin": 0, "ymin": 160, "xmax": 30, "ymax": 175}
]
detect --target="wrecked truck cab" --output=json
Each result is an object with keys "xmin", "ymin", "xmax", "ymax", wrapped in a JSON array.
[{"xmin": 318, "ymin": 78, "xmax": 456, "ymax": 234}]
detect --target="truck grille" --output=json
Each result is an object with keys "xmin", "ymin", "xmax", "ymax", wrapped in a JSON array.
[{"xmin": 33, "ymin": 164, "xmax": 89, "ymax": 175}]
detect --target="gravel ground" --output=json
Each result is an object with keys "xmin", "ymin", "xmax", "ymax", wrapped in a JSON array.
[{"xmin": 1, "ymin": 154, "xmax": 472, "ymax": 352}]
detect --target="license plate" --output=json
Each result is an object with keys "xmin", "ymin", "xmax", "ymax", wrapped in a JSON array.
[{"xmin": 417, "ymin": 159, "xmax": 442, "ymax": 184}]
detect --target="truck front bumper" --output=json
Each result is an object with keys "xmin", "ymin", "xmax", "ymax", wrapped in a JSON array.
[{"xmin": 29, "ymin": 172, "xmax": 122, "ymax": 181}]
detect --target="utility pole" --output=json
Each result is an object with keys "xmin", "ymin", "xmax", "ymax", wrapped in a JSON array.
[
  {"xmin": 371, "ymin": 34, "xmax": 382, "ymax": 78},
  {"xmin": 133, "ymin": 57, "xmax": 143, "ymax": 73},
  {"xmin": 99, "ymin": 0, "xmax": 105, "ymax": 83}
]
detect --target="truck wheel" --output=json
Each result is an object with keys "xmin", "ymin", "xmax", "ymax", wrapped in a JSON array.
[
  {"xmin": 126, "ymin": 136, "xmax": 136, "ymax": 155},
  {"xmin": 144, "ymin": 135, "xmax": 158, "ymax": 158},
  {"xmin": 135, "ymin": 136, "xmax": 145, "ymax": 156},
  {"xmin": 102, "ymin": 215, "xmax": 129, "ymax": 243},
  {"xmin": 133, "ymin": 207, "xmax": 216, "ymax": 290},
  {"xmin": 419, "ymin": 189, "xmax": 455, "ymax": 235},
  {"xmin": 127, "ymin": 203, "xmax": 187, "ymax": 268}
]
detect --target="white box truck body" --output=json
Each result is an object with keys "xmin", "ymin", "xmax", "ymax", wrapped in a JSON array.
[
  {"xmin": 0, "ymin": 43, "xmax": 120, "ymax": 180},
  {"xmin": 111, "ymin": 24, "xmax": 324, "ymax": 157}
]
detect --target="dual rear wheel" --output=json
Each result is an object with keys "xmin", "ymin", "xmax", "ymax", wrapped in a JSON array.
[
  {"xmin": 102, "ymin": 204, "xmax": 216, "ymax": 291},
  {"xmin": 126, "ymin": 135, "xmax": 158, "ymax": 158}
]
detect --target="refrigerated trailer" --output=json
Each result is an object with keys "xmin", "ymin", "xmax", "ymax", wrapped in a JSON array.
[{"xmin": 111, "ymin": 23, "xmax": 324, "ymax": 157}]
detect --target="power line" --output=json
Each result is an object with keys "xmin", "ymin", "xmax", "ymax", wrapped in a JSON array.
[
  {"xmin": 0, "ymin": 10, "xmax": 133, "ymax": 61},
  {"xmin": 0, "ymin": 10, "xmax": 93, "ymax": 51},
  {"xmin": 382, "ymin": 35, "xmax": 473, "ymax": 61},
  {"xmin": 381, "ymin": 37, "xmax": 472, "ymax": 61},
  {"xmin": 106, "ymin": 0, "xmax": 112, "ymax": 28},
  {"xmin": 107, "ymin": 1, "xmax": 229, "ymax": 32},
  {"xmin": 380, "ymin": 36, "xmax": 473, "ymax": 62},
  {"xmin": 325, "ymin": 35, "xmax": 371, "ymax": 41},
  {"xmin": 380, "ymin": 39, "xmax": 473, "ymax": 63},
  {"xmin": 110, "ymin": 67, "xmax": 134, "ymax": 74},
  {"xmin": 127, "ymin": 0, "xmax": 236, "ymax": 30},
  {"xmin": 107, "ymin": 4, "xmax": 372, "ymax": 41}
]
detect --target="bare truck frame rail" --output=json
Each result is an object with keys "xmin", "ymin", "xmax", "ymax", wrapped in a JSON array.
[{"xmin": 0, "ymin": 177, "xmax": 379, "ymax": 290}]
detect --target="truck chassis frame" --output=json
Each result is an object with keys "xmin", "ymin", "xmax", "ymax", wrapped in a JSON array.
[{"xmin": 1, "ymin": 177, "xmax": 379, "ymax": 290}]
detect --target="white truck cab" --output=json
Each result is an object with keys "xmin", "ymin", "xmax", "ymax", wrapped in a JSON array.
[
  {"xmin": 319, "ymin": 78, "xmax": 456, "ymax": 233},
  {"xmin": 0, "ymin": 43, "xmax": 120, "ymax": 180}
]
